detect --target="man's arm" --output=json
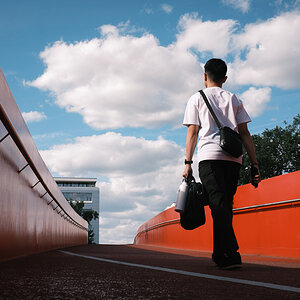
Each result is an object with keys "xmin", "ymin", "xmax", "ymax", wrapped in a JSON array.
[
  {"xmin": 182, "ymin": 124, "xmax": 199, "ymax": 179},
  {"xmin": 238, "ymin": 122, "xmax": 261, "ymax": 185}
]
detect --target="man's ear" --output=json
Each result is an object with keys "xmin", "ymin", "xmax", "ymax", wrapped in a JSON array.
[
  {"xmin": 204, "ymin": 73, "xmax": 208, "ymax": 86},
  {"xmin": 222, "ymin": 76, "xmax": 228, "ymax": 84}
]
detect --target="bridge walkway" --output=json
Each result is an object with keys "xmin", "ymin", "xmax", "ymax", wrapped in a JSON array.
[{"xmin": 0, "ymin": 244, "xmax": 299, "ymax": 299}]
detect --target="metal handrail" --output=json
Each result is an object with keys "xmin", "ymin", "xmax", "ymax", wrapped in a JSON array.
[
  {"xmin": 134, "ymin": 198, "xmax": 300, "ymax": 239},
  {"xmin": 134, "ymin": 218, "xmax": 181, "ymax": 240},
  {"xmin": 0, "ymin": 104, "xmax": 88, "ymax": 232},
  {"xmin": 232, "ymin": 198, "xmax": 300, "ymax": 212}
]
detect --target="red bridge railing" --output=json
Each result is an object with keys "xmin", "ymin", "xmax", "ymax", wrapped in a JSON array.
[
  {"xmin": 135, "ymin": 171, "xmax": 300, "ymax": 259},
  {"xmin": 0, "ymin": 68, "xmax": 88, "ymax": 261}
]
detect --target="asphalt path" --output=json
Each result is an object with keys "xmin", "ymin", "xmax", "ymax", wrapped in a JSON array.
[{"xmin": 0, "ymin": 244, "xmax": 299, "ymax": 299}]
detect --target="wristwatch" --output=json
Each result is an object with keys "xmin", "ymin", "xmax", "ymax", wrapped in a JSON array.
[{"xmin": 185, "ymin": 159, "xmax": 193, "ymax": 165}]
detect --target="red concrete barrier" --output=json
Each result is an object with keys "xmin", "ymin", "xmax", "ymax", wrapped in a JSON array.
[
  {"xmin": 0, "ymin": 68, "xmax": 88, "ymax": 261},
  {"xmin": 135, "ymin": 171, "xmax": 300, "ymax": 259}
]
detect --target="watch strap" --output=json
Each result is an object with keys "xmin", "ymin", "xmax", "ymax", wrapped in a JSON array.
[{"xmin": 185, "ymin": 159, "xmax": 193, "ymax": 165}]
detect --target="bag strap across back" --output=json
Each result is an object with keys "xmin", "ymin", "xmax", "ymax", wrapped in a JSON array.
[{"xmin": 199, "ymin": 90, "xmax": 222, "ymax": 129}]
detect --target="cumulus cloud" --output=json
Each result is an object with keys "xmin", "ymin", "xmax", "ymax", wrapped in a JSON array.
[
  {"xmin": 176, "ymin": 11, "xmax": 300, "ymax": 89},
  {"xmin": 176, "ymin": 11, "xmax": 300, "ymax": 90},
  {"xmin": 221, "ymin": 0, "xmax": 251, "ymax": 13},
  {"xmin": 22, "ymin": 111, "xmax": 47, "ymax": 123},
  {"xmin": 27, "ymin": 11, "xmax": 300, "ymax": 130},
  {"xmin": 230, "ymin": 12, "xmax": 300, "ymax": 89},
  {"xmin": 40, "ymin": 133, "xmax": 185, "ymax": 243},
  {"xmin": 99, "ymin": 201, "xmax": 159, "ymax": 244},
  {"xmin": 239, "ymin": 87, "xmax": 272, "ymax": 118},
  {"xmin": 161, "ymin": 4, "xmax": 173, "ymax": 14},
  {"xmin": 176, "ymin": 13, "xmax": 238, "ymax": 57},
  {"xmin": 40, "ymin": 132, "xmax": 183, "ymax": 176},
  {"xmin": 28, "ymin": 24, "xmax": 201, "ymax": 130}
]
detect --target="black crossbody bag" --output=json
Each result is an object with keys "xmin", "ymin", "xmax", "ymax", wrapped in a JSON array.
[{"xmin": 199, "ymin": 90, "xmax": 243, "ymax": 158}]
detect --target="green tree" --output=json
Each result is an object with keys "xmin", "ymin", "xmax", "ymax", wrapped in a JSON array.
[
  {"xmin": 69, "ymin": 200, "xmax": 99, "ymax": 244},
  {"xmin": 239, "ymin": 114, "xmax": 300, "ymax": 185}
]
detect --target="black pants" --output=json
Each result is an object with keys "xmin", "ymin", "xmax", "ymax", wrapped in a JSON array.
[{"xmin": 199, "ymin": 160, "xmax": 241, "ymax": 257}]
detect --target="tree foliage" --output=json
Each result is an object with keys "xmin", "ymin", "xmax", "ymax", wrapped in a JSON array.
[
  {"xmin": 239, "ymin": 114, "xmax": 300, "ymax": 185},
  {"xmin": 69, "ymin": 201, "xmax": 99, "ymax": 244}
]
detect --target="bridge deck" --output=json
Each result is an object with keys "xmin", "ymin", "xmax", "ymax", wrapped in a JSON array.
[{"xmin": 0, "ymin": 245, "xmax": 299, "ymax": 299}]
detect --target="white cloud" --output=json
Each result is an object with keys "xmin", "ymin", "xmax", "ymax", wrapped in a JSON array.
[
  {"xmin": 22, "ymin": 111, "xmax": 47, "ymax": 123},
  {"xmin": 27, "ymin": 11, "xmax": 300, "ymax": 130},
  {"xmin": 176, "ymin": 11, "xmax": 300, "ymax": 90},
  {"xmin": 230, "ymin": 12, "xmax": 300, "ymax": 89},
  {"xmin": 28, "ymin": 24, "xmax": 201, "ymax": 130},
  {"xmin": 274, "ymin": 0, "xmax": 300, "ymax": 10},
  {"xmin": 176, "ymin": 13, "xmax": 238, "ymax": 57},
  {"xmin": 239, "ymin": 87, "xmax": 271, "ymax": 118},
  {"xmin": 161, "ymin": 4, "xmax": 173, "ymax": 14},
  {"xmin": 33, "ymin": 132, "xmax": 65, "ymax": 140},
  {"xmin": 142, "ymin": 5, "xmax": 154, "ymax": 15},
  {"xmin": 221, "ymin": 0, "xmax": 251, "ymax": 13},
  {"xmin": 40, "ymin": 132, "xmax": 183, "ymax": 177},
  {"xmin": 40, "ymin": 133, "xmax": 185, "ymax": 243}
]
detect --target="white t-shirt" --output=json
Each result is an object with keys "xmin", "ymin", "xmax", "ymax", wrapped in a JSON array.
[{"xmin": 183, "ymin": 87, "xmax": 251, "ymax": 164}]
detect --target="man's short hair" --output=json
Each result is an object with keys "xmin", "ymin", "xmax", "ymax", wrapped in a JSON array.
[{"xmin": 204, "ymin": 58, "xmax": 227, "ymax": 83}]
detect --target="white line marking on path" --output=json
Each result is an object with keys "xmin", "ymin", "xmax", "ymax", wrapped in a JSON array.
[{"xmin": 60, "ymin": 250, "xmax": 300, "ymax": 294}]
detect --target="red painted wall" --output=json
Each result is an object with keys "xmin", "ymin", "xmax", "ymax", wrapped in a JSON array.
[
  {"xmin": 135, "ymin": 171, "xmax": 300, "ymax": 259},
  {"xmin": 0, "ymin": 68, "xmax": 88, "ymax": 261}
]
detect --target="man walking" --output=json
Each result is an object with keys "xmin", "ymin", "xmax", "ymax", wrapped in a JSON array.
[{"xmin": 182, "ymin": 58, "xmax": 261, "ymax": 269}]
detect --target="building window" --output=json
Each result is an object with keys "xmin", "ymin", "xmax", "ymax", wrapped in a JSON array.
[
  {"xmin": 63, "ymin": 192, "xmax": 93, "ymax": 202},
  {"xmin": 57, "ymin": 182, "xmax": 96, "ymax": 187}
]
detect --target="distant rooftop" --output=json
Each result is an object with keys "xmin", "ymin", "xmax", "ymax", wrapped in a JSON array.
[
  {"xmin": 54, "ymin": 177, "xmax": 98, "ymax": 187},
  {"xmin": 54, "ymin": 177, "xmax": 97, "ymax": 183}
]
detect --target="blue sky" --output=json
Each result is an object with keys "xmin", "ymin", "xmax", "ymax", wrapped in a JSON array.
[{"xmin": 1, "ymin": 0, "xmax": 300, "ymax": 243}]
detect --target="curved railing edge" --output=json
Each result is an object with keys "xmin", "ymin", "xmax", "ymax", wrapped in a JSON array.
[
  {"xmin": 0, "ymin": 103, "xmax": 88, "ymax": 232},
  {"xmin": 134, "ymin": 197, "xmax": 300, "ymax": 243}
]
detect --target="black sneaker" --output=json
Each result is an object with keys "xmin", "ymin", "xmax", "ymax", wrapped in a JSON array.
[
  {"xmin": 212, "ymin": 253, "xmax": 226, "ymax": 266},
  {"xmin": 219, "ymin": 252, "xmax": 242, "ymax": 270}
]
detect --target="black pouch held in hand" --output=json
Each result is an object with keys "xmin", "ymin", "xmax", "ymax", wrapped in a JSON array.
[
  {"xmin": 199, "ymin": 90, "xmax": 243, "ymax": 158},
  {"xmin": 250, "ymin": 164, "xmax": 259, "ymax": 188},
  {"xmin": 180, "ymin": 176, "xmax": 206, "ymax": 230}
]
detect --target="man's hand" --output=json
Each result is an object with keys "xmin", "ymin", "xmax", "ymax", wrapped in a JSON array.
[
  {"xmin": 250, "ymin": 164, "xmax": 261, "ymax": 188},
  {"xmin": 238, "ymin": 123, "xmax": 261, "ymax": 188},
  {"xmin": 182, "ymin": 164, "xmax": 193, "ymax": 179},
  {"xmin": 182, "ymin": 124, "xmax": 199, "ymax": 180}
]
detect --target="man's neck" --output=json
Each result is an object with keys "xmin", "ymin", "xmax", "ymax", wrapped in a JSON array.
[{"xmin": 206, "ymin": 82, "xmax": 223, "ymax": 88}]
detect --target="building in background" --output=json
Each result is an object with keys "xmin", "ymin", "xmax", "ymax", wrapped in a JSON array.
[{"xmin": 54, "ymin": 177, "xmax": 100, "ymax": 244}]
